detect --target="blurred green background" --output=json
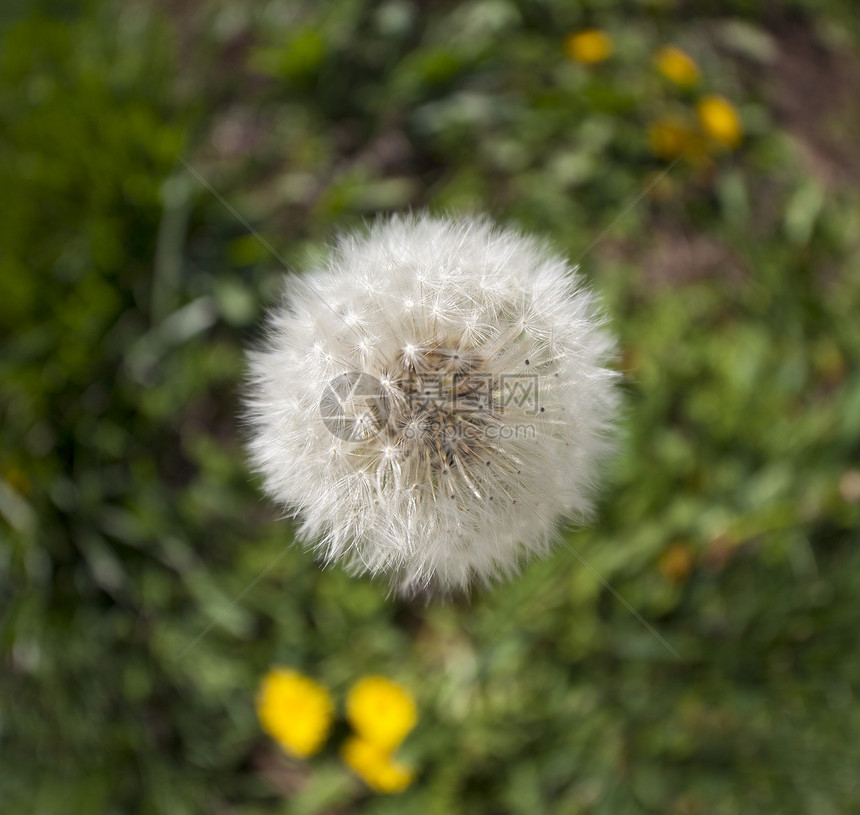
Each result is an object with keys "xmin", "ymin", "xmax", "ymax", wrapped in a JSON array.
[{"xmin": 2, "ymin": 0, "xmax": 860, "ymax": 812}]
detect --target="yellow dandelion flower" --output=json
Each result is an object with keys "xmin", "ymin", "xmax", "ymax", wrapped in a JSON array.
[
  {"xmin": 658, "ymin": 542, "xmax": 695, "ymax": 583},
  {"xmin": 3, "ymin": 465, "xmax": 31, "ymax": 496},
  {"xmin": 564, "ymin": 29, "xmax": 613, "ymax": 65},
  {"xmin": 655, "ymin": 46, "xmax": 700, "ymax": 87},
  {"xmin": 648, "ymin": 117, "xmax": 700, "ymax": 160},
  {"xmin": 256, "ymin": 668, "xmax": 333, "ymax": 758},
  {"xmin": 342, "ymin": 736, "xmax": 415, "ymax": 794},
  {"xmin": 697, "ymin": 95, "xmax": 742, "ymax": 148},
  {"xmin": 346, "ymin": 676, "xmax": 417, "ymax": 750}
]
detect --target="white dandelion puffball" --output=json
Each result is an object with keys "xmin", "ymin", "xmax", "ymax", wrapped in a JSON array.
[{"xmin": 245, "ymin": 213, "xmax": 620, "ymax": 594}]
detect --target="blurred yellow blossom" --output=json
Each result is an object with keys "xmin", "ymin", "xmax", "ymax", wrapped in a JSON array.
[
  {"xmin": 256, "ymin": 668, "xmax": 333, "ymax": 757},
  {"xmin": 840, "ymin": 469, "xmax": 860, "ymax": 503},
  {"xmin": 697, "ymin": 95, "xmax": 743, "ymax": 148},
  {"xmin": 564, "ymin": 29, "xmax": 613, "ymax": 64},
  {"xmin": 655, "ymin": 45, "xmax": 700, "ymax": 86},
  {"xmin": 648, "ymin": 117, "xmax": 701, "ymax": 160},
  {"xmin": 346, "ymin": 676, "xmax": 417, "ymax": 750},
  {"xmin": 659, "ymin": 542, "xmax": 695, "ymax": 583},
  {"xmin": 342, "ymin": 736, "xmax": 415, "ymax": 794}
]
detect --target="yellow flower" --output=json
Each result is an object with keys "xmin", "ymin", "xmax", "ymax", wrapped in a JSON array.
[
  {"xmin": 346, "ymin": 676, "xmax": 417, "ymax": 750},
  {"xmin": 256, "ymin": 668, "xmax": 333, "ymax": 758},
  {"xmin": 697, "ymin": 95, "xmax": 742, "ymax": 148},
  {"xmin": 564, "ymin": 29, "xmax": 613, "ymax": 64},
  {"xmin": 655, "ymin": 46, "xmax": 700, "ymax": 87},
  {"xmin": 342, "ymin": 736, "xmax": 414, "ymax": 794},
  {"xmin": 648, "ymin": 116, "xmax": 700, "ymax": 160},
  {"xmin": 658, "ymin": 542, "xmax": 695, "ymax": 583}
]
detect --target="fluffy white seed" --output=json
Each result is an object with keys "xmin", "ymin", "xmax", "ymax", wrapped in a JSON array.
[{"xmin": 244, "ymin": 213, "xmax": 620, "ymax": 595}]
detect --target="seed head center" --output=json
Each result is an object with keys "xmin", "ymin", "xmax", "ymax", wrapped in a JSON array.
[{"xmin": 383, "ymin": 344, "xmax": 497, "ymax": 471}]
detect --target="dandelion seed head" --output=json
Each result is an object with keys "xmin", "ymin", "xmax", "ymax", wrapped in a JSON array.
[{"xmin": 245, "ymin": 213, "xmax": 620, "ymax": 594}]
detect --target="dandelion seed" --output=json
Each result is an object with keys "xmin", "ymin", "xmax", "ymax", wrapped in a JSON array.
[{"xmin": 245, "ymin": 213, "xmax": 620, "ymax": 594}]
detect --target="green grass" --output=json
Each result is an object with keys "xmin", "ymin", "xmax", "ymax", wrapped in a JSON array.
[{"xmin": 2, "ymin": 1, "xmax": 860, "ymax": 812}]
